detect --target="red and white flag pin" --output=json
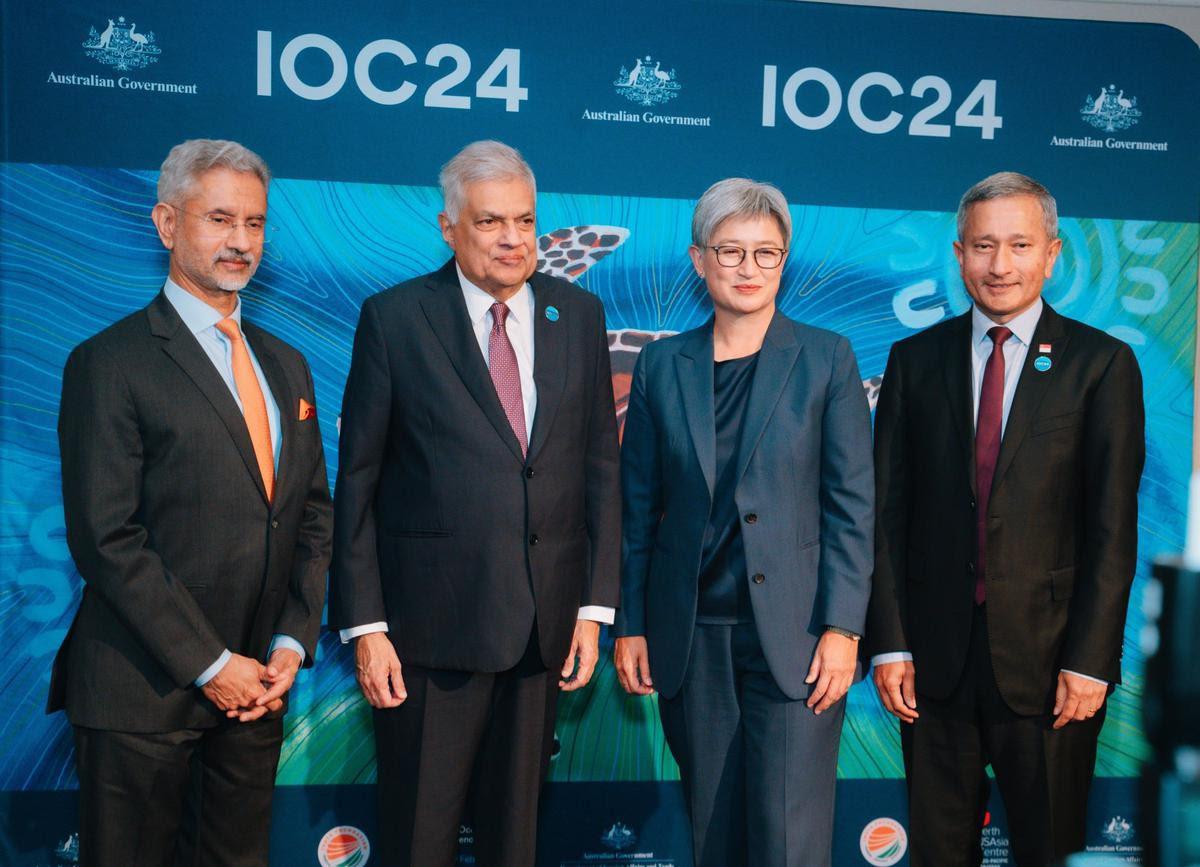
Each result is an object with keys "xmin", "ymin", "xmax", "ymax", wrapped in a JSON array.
[{"xmin": 1038, "ymin": 343, "xmax": 1052, "ymax": 354}]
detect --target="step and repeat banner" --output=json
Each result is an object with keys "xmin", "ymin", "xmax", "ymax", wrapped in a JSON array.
[{"xmin": 2, "ymin": 1, "xmax": 1197, "ymax": 864}]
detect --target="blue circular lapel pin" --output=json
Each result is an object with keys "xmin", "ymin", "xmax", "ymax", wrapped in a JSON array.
[
  {"xmin": 1034, "ymin": 356, "xmax": 1052, "ymax": 372},
  {"xmin": 545, "ymin": 305, "xmax": 560, "ymax": 322}
]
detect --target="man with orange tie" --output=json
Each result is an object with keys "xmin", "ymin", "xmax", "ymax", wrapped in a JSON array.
[{"xmin": 52, "ymin": 139, "xmax": 333, "ymax": 867}]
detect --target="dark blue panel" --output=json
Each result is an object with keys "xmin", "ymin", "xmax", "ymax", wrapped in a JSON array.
[{"xmin": 2, "ymin": 1, "xmax": 1197, "ymax": 219}]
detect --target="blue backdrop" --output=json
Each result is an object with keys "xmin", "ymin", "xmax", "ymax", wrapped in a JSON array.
[{"xmin": 1, "ymin": 2, "xmax": 1196, "ymax": 864}]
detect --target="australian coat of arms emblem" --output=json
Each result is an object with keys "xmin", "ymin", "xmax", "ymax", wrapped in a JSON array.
[
  {"xmin": 614, "ymin": 55, "xmax": 681, "ymax": 107},
  {"xmin": 83, "ymin": 16, "xmax": 161, "ymax": 71},
  {"xmin": 600, "ymin": 821, "xmax": 638, "ymax": 851},
  {"xmin": 1101, "ymin": 815, "xmax": 1135, "ymax": 845},
  {"xmin": 1079, "ymin": 84, "xmax": 1141, "ymax": 132}
]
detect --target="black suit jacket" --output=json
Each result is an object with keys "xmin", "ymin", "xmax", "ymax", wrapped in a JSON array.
[
  {"xmin": 867, "ymin": 304, "xmax": 1145, "ymax": 715},
  {"xmin": 328, "ymin": 259, "xmax": 621, "ymax": 672},
  {"xmin": 50, "ymin": 291, "xmax": 334, "ymax": 733}
]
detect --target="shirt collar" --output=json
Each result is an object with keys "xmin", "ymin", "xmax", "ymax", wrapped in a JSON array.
[
  {"xmin": 163, "ymin": 278, "xmax": 242, "ymax": 335},
  {"xmin": 456, "ymin": 263, "xmax": 532, "ymax": 325},
  {"xmin": 971, "ymin": 297, "xmax": 1042, "ymax": 348}
]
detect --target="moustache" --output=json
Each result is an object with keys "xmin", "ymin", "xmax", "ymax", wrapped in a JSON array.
[{"xmin": 213, "ymin": 249, "xmax": 255, "ymax": 266}]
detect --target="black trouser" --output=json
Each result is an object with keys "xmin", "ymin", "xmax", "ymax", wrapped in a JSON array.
[
  {"xmin": 372, "ymin": 629, "xmax": 559, "ymax": 867},
  {"xmin": 74, "ymin": 717, "xmax": 283, "ymax": 867},
  {"xmin": 902, "ymin": 605, "xmax": 1104, "ymax": 866}
]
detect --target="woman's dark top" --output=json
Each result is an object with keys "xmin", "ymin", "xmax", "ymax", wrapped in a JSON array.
[{"xmin": 695, "ymin": 350, "xmax": 760, "ymax": 624}]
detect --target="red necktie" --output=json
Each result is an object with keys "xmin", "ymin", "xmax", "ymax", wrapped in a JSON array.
[
  {"xmin": 488, "ymin": 302, "xmax": 527, "ymax": 456},
  {"xmin": 215, "ymin": 318, "xmax": 275, "ymax": 501},
  {"xmin": 975, "ymin": 325, "xmax": 1012, "ymax": 605}
]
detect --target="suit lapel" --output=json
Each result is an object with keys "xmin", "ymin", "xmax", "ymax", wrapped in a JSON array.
[
  {"xmin": 941, "ymin": 313, "xmax": 976, "ymax": 496},
  {"xmin": 527, "ymin": 274, "xmax": 567, "ymax": 461},
  {"xmin": 731, "ymin": 310, "xmax": 801, "ymax": 490},
  {"xmin": 245, "ymin": 326, "xmax": 292, "ymax": 502},
  {"xmin": 675, "ymin": 324, "xmax": 716, "ymax": 496},
  {"xmin": 990, "ymin": 304, "xmax": 1068, "ymax": 496},
  {"xmin": 147, "ymin": 293, "xmax": 271, "ymax": 504},
  {"xmin": 419, "ymin": 260, "xmax": 525, "ymax": 463}
]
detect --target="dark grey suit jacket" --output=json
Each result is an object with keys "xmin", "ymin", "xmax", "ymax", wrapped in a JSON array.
[
  {"xmin": 50, "ymin": 291, "xmax": 334, "ymax": 732},
  {"xmin": 614, "ymin": 311, "xmax": 875, "ymax": 700},
  {"xmin": 328, "ymin": 259, "xmax": 621, "ymax": 672}
]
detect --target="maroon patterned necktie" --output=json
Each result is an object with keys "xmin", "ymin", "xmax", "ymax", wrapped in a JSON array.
[
  {"xmin": 488, "ymin": 302, "xmax": 528, "ymax": 456},
  {"xmin": 975, "ymin": 325, "xmax": 1012, "ymax": 605}
]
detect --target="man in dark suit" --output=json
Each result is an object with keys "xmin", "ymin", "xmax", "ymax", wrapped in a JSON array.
[
  {"xmin": 52, "ymin": 139, "xmax": 333, "ymax": 867},
  {"xmin": 329, "ymin": 140, "xmax": 620, "ymax": 867},
  {"xmin": 867, "ymin": 171, "xmax": 1145, "ymax": 865}
]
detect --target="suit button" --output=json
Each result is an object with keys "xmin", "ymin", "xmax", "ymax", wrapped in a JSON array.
[
  {"xmin": 525, "ymin": 467, "xmax": 535, "ymax": 479},
  {"xmin": 751, "ymin": 573, "xmax": 765, "ymax": 584},
  {"xmin": 967, "ymin": 562, "xmax": 975, "ymax": 574},
  {"xmin": 970, "ymin": 498, "xmax": 977, "ymax": 510},
  {"xmin": 271, "ymin": 519, "xmax": 279, "ymax": 529},
  {"xmin": 744, "ymin": 513, "xmax": 758, "ymax": 524},
  {"xmin": 529, "ymin": 534, "xmax": 539, "ymax": 546}
]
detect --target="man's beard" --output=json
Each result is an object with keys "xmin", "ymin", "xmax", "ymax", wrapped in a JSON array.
[{"xmin": 211, "ymin": 249, "xmax": 257, "ymax": 292}]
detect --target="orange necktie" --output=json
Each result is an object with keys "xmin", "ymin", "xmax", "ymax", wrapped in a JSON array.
[{"xmin": 215, "ymin": 318, "xmax": 275, "ymax": 501}]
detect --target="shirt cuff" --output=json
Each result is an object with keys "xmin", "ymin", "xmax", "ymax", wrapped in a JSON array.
[
  {"xmin": 871, "ymin": 651, "xmax": 913, "ymax": 667},
  {"xmin": 194, "ymin": 649, "xmax": 232, "ymax": 687},
  {"xmin": 1061, "ymin": 668, "xmax": 1108, "ymax": 686},
  {"xmin": 269, "ymin": 634, "xmax": 306, "ymax": 665},
  {"xmin": 340, "ymin": 622, "xmax": 389, "ymax": 644},
  {"xmin": 578, "ymin": 605, "xmax": 616, "ymax": 625}
]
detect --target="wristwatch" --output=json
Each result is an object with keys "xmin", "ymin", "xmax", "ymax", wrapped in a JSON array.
[{"xmin": 826, "ymin": 625, "xmax": 861, "ymax": 641}]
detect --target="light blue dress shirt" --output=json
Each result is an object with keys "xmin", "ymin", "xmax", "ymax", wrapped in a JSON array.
[
  {"xmin": 162, "ymin": 281, "xmax": 306, "ymax": 687},
  {"xmin": 871, "ymin": 299, "xmax": 1105, "ymax": 686},
  {"xmin": 970, "ymin": 298, "xmax": 1042, "ymax": 439}
]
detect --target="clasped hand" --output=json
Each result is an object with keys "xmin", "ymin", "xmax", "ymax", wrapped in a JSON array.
[{"xmin": 201, "ymin": 648, "xmax": 302, "ymax": 722}]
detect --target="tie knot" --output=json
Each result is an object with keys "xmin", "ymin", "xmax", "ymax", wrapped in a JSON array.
[
  {"xmin": 988, "ymin": 326, "xmax": 1013, "ymax": 347},
  {"xmin": 490, "ymin": 302, "xmax": 510, "ymax": 330},
  {"xmin": 215, "ymin": 318, "xmax": 243, "ymax": 342}
]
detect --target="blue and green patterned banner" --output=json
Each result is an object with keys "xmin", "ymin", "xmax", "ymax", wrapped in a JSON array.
[{"xmin": 1, "ymin": 0, "xmax": 1196, "ymax": 863}]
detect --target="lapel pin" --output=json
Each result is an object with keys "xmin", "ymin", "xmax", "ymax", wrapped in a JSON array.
[
  {"xmin": 1034, "ymin": 356, "xmax": 1052, "ymax": 372},
  {"xmin": 1038, "ymin": 343, "xmax": 1052, "ymax": 354},
  {"xmin": 545, "ymin": 305, "xmax": 560, "ymax": 322}
]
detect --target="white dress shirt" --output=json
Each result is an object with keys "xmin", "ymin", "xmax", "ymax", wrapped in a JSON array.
[
  {"xmin": 340, "ymin": 266, "xmax": 613, "ymax": 644},
  {"xmin": 871, "ymin": 299, "xmax": 1105, "ymax": 686},
  {"xmin": 162, "ymin": 280, "xmax": 305, "ymax": 685}
]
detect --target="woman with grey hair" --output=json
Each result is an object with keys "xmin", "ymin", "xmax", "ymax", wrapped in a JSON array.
[{"xmin": 613, "ymin": 178, "xmax": 874, "ymax": 865}]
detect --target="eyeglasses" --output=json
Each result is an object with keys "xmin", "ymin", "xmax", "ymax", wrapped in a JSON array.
[
  {"xmin": 709, "ymin": 245, "xmax": 787, "ymax": 269},
  {"xmin": 171, "ymin": 205, "xmax": 274, "ymax": 238}
]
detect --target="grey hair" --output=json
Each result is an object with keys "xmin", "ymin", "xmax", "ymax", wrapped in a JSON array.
[
  {"xmin": 439, "ymin": 140, "xmax": 537, "ymax": 222},
  {"xmin": 157, "ymin": 139, "xmax": 271, "ymax": 205},
  {"xmin": 956, "ymin": 171, "xmax": 1058, "ymax": 240},
  {"xmin": 691, "ymin": 178, "xmax": 792, "ymax": 248}
]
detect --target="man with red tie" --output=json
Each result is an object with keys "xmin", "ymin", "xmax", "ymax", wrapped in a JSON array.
[
  {"xmin": 52, "ymin": 139, "xmax": 333, "ymax": 866},
  {"xmin": 867, "ymin": 172, "xmax": 1145, "ymax": 865},
  {"xmin": 329, "ymin": 140, "xmax": 620, "ymax": 866}
]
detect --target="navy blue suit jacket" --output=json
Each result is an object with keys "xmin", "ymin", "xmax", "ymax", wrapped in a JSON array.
[{"xmin": 614, "ymin": 310, "xmax": 874, "ymax": 700}]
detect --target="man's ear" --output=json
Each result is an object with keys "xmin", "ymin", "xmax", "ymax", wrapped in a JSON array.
[
  {"xmin": 151, "ymin": 202, "xmax": 176, "ymax": 250},
  {"xmin": 438, "ymin": 212, "xmax": 455, "ymax": 249}
]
